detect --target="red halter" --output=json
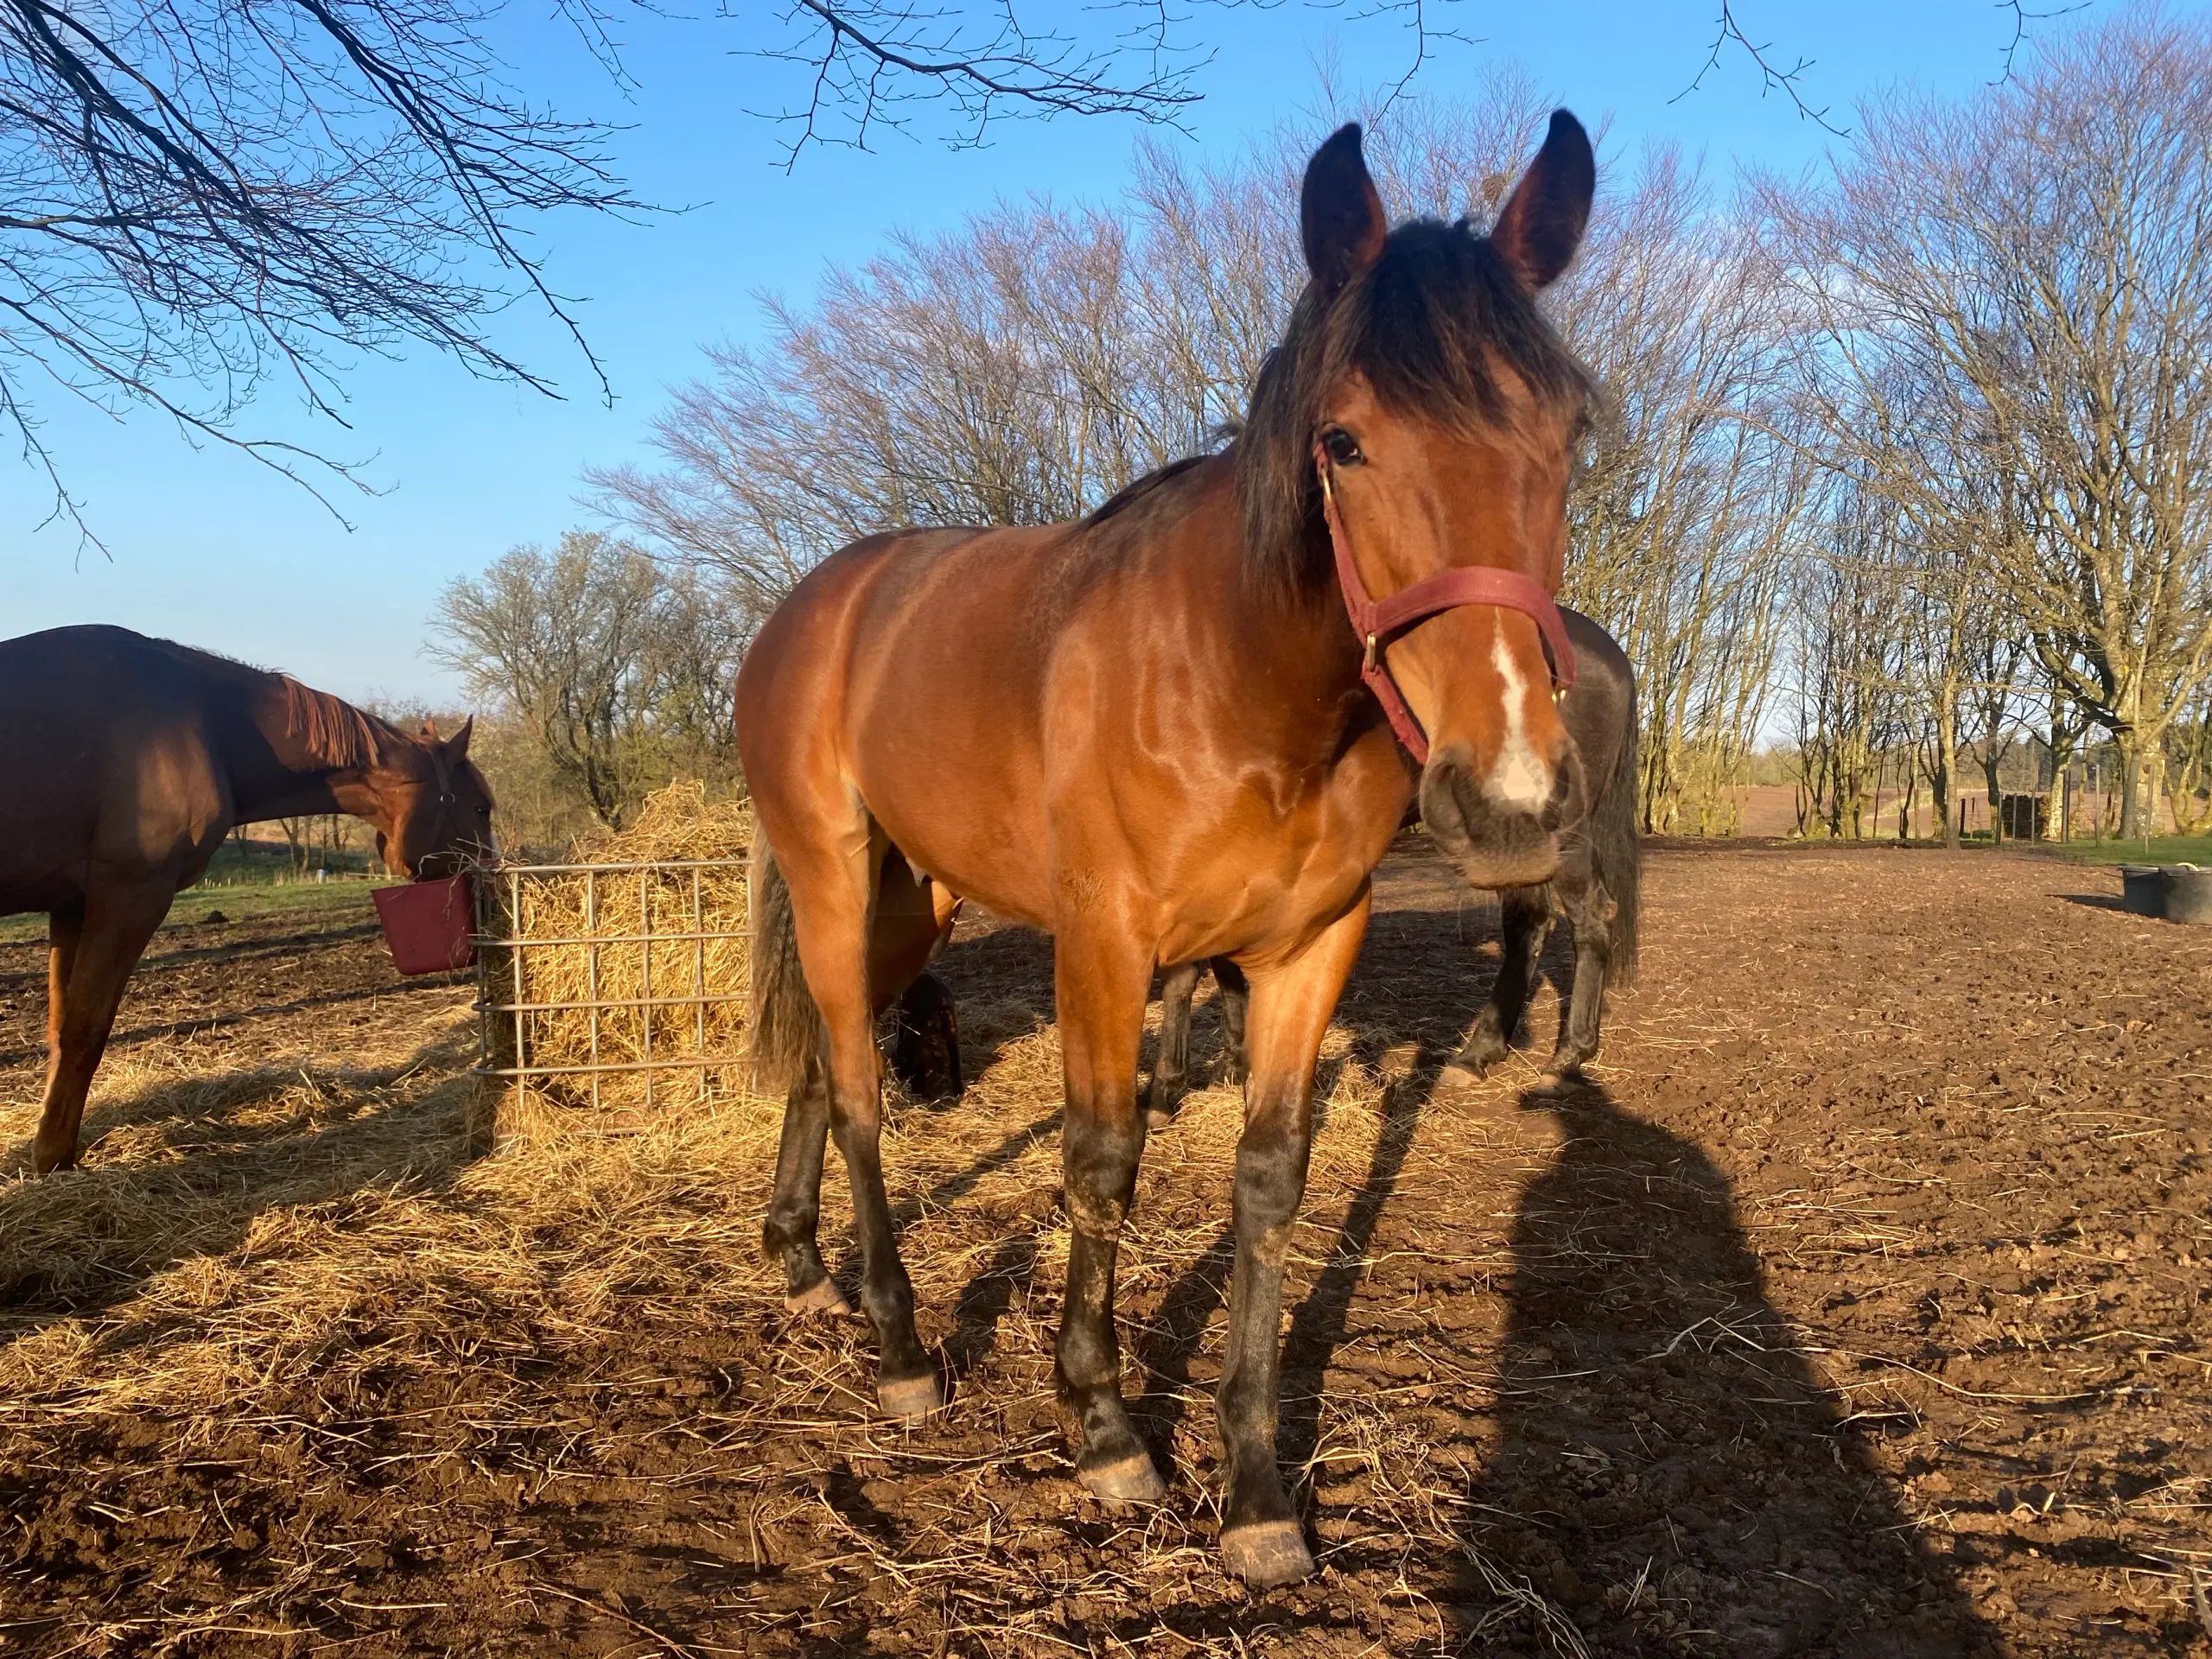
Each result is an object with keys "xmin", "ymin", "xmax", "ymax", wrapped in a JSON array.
[{"xmin": 1316, "ymin": 447, "xmax": 1577, "ymax": 768}]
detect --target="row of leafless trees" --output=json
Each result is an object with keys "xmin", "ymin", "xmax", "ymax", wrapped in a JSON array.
[
  {"xmin": 515, "ymin": 10, "xmax": 2209, "ymax": 843},
  {"xmin": 429, "ymin": 531, "xmax": 747, "ymax": 836}
]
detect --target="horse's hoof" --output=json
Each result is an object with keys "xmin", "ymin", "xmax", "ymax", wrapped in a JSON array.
[
  {"xmin": 877, "ymin": 1374, "xmax": 944, "ymax": 1421},
  {"xmin": 1221, "ymin": 1520, "xmax": 1315, "ymax": 1588},
  {"xmin": 1077, "ymin": 1450, "xmax": 1165, "ymax": 1504},
  {"xmin": 784, "ymin": 1278, "xmax": 854, "ymax": 1317},
  {"xmin": 1144, "ymin": 1103, "xmax": 1178, "ymax": 1132}
]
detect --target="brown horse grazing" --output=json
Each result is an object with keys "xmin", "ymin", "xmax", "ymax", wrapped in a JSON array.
[
  {"xmin": 1150, "ymin": 607, "xmax": 1639, "ymax": 1119},
  {"xmin": 738, "ymin": 114, "xmax": 1597, "ymax": 1588},
  {"xmin": 0, "ymin": 625, "xmax": 496, "ymax": 1174}
]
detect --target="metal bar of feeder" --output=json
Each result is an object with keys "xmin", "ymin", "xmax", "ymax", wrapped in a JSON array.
[
  {"xmin": 474, "ymin": 1055, "xmax": 743, "ymax": 1079},
  {"xmin": 586, "ymin": 868, "xmax": 601, "ymax": 1112},
  {"xmin": 639, "ymin": 866, "xmax": 653, "ymax": 1109},
  {"xmin": 509, "ymin": 867, "xmax": 528, "ymax": 1081},
  {"xmin": 692, "ymin": 866, "xmax": 707, "ymax": 1083},
  {"xmin": 470, "ymin": 928, "xmax": 747, "ymax": 949},
  {"xmin": 477, "ymin": 991, "xmax": 744, "ymax": 1015},
  {"xmin": 470, "ymin": 857, "xmax": 747, "ymax": 876}
]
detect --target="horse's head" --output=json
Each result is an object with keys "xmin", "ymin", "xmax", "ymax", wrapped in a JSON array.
[
  {"xmin": 1259, "ymin": 114, "xmax": 1596, "ymax": 889},
  {"xmin": 369, "ymin": 717, "xmax": 499, "ymax": 879}
]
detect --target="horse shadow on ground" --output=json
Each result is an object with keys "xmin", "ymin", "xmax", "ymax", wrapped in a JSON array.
[
  {"xmin": 0, "ymin": 1033, "xmax": 484, "ymax": 1341},
  {"xmin": 925, "ymin": 898, "xmax": 1991, "ymax": 1656},
  {"xmin": 1458, "ymin": 1071, "xmax": 1991, "ymax": 1658}
]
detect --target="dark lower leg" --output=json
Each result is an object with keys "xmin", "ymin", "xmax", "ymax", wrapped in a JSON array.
[
  {"xmin": 1212, "ymin": 896, "xmax": 1366, "ymax": 1588},
  {"xmin": 1147, "ymin": 962, "xmax": 1198, "ymax": 1122},
  {"xmin": 1217, "ymin": 1109, "xmax": 1312, "ymax": 1545},
  {"xmin": 1452, "ymin": 886, "xmax": 1551, "ymax": 1077},
  {"xmin": 1213, "ymin": 958, "xmax": 1249, "ymax": 1085},
  {"xmin": 763, "ymin": 1055, "xmax": 844, "ymax": 1311},
  {"xmin": 1052, "ymin": 927, "xmax": 1157, "ymax": 1497},
  {"xmin": 830, "ymin": 1097, "xmax": 936, "ymax": 1412},
  {"xmin": 1057, "ymin": 1116, "xmax": 1158, "ymax": 1498},
  {"xmin": 1545, "ymin": 882, "xmax": 1614, "ymax": 1079}
]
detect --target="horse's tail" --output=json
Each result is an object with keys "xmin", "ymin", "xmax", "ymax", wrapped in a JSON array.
[
  {"xmin": 747, "ymin": 831, "xmax": 821, "ymax": 1094},
  {"xmin": 1594, "ymin": 691, "xmax": 1642, "ymax": 989}
]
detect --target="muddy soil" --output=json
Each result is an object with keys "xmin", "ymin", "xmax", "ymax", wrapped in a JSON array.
[{"xmin": 1, "ymin": 846, "xmax": 2206, "ymax": 1656}]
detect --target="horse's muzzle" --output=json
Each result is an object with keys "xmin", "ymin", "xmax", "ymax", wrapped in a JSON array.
[{"xmin": 1419, "ymin": 741, "xmax": 1581, "ymax": 889}]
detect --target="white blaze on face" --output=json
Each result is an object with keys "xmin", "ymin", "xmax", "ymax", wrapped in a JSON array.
[{"xmin": 1487, "ymin": 629, "xmax": 1551, "ymax": 812}]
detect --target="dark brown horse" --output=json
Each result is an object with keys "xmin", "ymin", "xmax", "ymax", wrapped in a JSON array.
[
  {"xmin": 0, "ymin": 625, "xmax": 496, "ymax": 1174},
  {"xmin": 738, "ymin": 116, "xmax": 1596, "ymax": 1588},
  {"xmin": 1151, "ymin": 606, "xmax": 1640, "ymax": 1119}
]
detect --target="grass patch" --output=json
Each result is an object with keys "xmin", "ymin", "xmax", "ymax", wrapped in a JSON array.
[
  {"xmin": 2038, "ymin": 833, "xmax": 2212, "ymax": 867},
  {"xmin": 0, "ymin": 878, "xmax": 389, "ymax": 944}
]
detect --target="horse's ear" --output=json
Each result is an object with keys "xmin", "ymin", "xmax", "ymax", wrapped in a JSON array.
[
  {"xmin": 1491, "ymin": 110, "xmax": 1594, "ymax": 292},
  {"xmin": 419, "ymin": 716, "xmax": 440, "ymax": 742},
  {"xmin": 444, "ymin": 716, "xmax": 474, "ymax": 761},
  {"xmin": 1300, "ymin": 123, "xmax": 1388, "ymax": 294}
]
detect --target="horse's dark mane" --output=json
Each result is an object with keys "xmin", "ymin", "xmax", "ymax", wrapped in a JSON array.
[
  {"xmin": 1084, "ymin": 452, "xmax": 1215, "ymax": 528},
  {"xmin": 1236, "ymin": 218, "xmax": 1594, "ymax": 592},
  {"xmin": 278, "ymin": 677, "xmax": 404, "ymax": 772}
]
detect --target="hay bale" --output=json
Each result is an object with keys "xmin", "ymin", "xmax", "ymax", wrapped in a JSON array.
[{"xmin": 481, "ymin": 782, "xmax": 753, "ymax": 1119}]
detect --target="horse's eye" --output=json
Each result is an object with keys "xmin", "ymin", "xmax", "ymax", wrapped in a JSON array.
[{"xmin": 1322, "ymin": 427, "xmax": 1363, "ymax": 467}]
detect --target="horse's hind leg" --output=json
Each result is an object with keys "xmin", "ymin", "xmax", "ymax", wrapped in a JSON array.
[
  {"xmin": 1053, "ymin": 922, "xmax": 1164, "ymax": 1503},
  {"xmin": 1212, "ymin": 957, "xmax": 1249, "ymax": 1085},
  {"xmin": 1146, "ymin": 960, "xmax": 1200, "ymax": 1128},
  {"xmin": 765, "ymin": 843, "xmax": 957, "ymax": 1320},
  {"xmin": 33, "ymin": 881, "xmax": 170, "ymax": 1173},
  {"xmin": 772, "ymin": 829, "xmax": 939, "ymax": 1416},
  {"xmin": 1442, "ymin": 886, "xmax": 1552, "ymax": 1087},
  {"xmin": 1541, "ymin": 872, "xmax": 1616, "ymax": 1085},
  {"xmin": 766, "ymin": 1052, "xmax": 849, "ymax": 1314}
]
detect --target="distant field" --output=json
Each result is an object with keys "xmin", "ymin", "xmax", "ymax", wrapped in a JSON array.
[{"xmin": 0, "ymin": 877, "xmax": 387, "ymax": 944}]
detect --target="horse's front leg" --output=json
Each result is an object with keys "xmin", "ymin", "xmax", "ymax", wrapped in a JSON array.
[
  {"xmin": 1053, "ymin": 924, "xmax": 1163, "ymax": 1502},
  {"xmin": 1217, "ymin": 889, "xmax": 1370, "ymax": 1588},
  {"xmin": 1541, "ymin": 874, "xmax": 1616, "ymax": 1084},
  {"xmin": 34, "ymin": 882, "xmax": 169, "ymax": 1174},
  {"xmin": 1441, "ymin": 884, "xmax": 1551, "ymax": 1087}
]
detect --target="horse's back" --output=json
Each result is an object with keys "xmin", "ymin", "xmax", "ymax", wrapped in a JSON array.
[
  {"xmin": 1559, "ymin": 607, "xmax": 1635, "ymax": 793},
  {"xmin": 0, "ymin": 625, "xmax": 228, "ymax": 914}
]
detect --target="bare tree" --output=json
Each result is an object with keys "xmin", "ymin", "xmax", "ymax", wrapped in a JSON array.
[
  {"xmin": 429, "ymin": 531, "xmax": 746, "ymax": 828},
  {"xmin": 1548, "ymin": 143, "xmax": 1804, "ymax": 833},
  {"xmin": 1788, "ymin": 477, "xmax": 1913, "ymax": 839},
  {"xmin": 1759, "ymin": 8, "xmax": 2212, "ymax": 839}
]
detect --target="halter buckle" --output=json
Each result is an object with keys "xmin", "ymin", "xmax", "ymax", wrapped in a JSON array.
[{"xmin": 1363, "ymin": 633, "xmax": 1380, "ymax": 673}]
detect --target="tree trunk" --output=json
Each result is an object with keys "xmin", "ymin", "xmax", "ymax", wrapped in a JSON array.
[
  {"xmin": 1936, "ymin": 683, "xmax": 1961, "ymax": 851},
  {"xmin": 2116, "ymin": 732, "xmax": 2144, "ymax": 841},
  {"xmin": 2042, "ymin": 700, "xmax": 2073, "ymax": 841}
]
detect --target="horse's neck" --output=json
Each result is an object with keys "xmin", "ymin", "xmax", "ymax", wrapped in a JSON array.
[
  {"xmin": 226, "ymin": 680, "xmax": 387, "ymax": 825},
  {"xmin": 1216, "ymin": 546, "xmax": 1369, "ymax": 760}
]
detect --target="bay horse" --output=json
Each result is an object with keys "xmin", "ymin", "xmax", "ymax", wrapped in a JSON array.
[
  {"xmin": 738, "ymin": 115, "xmax": 1597, "ymax": 1588},
  {"xmin": 0, "ymin": 625, "xmax": 496, "ymax": 1174},
  {"xmin": 1149, "ymin": 607, "xmax": 1639, "ymax": 1122}
]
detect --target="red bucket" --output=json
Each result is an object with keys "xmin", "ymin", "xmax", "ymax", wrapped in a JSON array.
[{"xmin": 372, "ymin": 874, "xmax": 475, "ymax": 976}]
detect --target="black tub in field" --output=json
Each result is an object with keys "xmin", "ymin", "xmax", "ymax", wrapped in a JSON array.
[{"xmin": 2119, "ymin": 864, "xmax": 2212, "ymax": 925}]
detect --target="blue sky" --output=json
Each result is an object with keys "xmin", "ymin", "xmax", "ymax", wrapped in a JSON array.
[{"xmin": 2, "ymin": 2, "xmax": 2097, "ymax": 707}]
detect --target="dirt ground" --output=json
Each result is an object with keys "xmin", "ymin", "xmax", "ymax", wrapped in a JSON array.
[{"xmin": 1, "ymin": 844, "xmax": 2206, "ymax": 1657}]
